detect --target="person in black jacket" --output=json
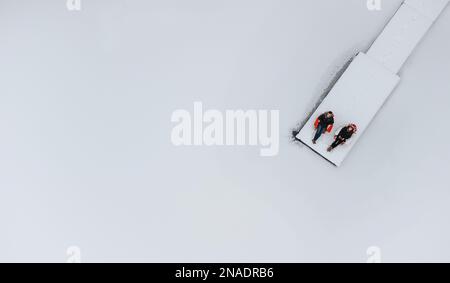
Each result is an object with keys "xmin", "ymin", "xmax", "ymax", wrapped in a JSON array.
[
  {"xmin": 327, "ymin": 124, "xmax": 357, "ymax": 152},
  {"xmin": 312, "ymin": 111, "xmax": 335, "ymax": 144}
]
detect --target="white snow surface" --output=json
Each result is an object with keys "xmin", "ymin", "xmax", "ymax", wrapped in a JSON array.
[
  {"xmin": 297, "ymin": 53, "xmax": 400, "ymax": 166},
  {"xmin": 1, "ymin": 0, "xmax": 450, "ymax": 262}
]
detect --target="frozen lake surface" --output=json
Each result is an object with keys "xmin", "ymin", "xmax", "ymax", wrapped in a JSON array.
[{"xmin": 0, "ymin": 0, "xmax": 450, "ymax": 262}]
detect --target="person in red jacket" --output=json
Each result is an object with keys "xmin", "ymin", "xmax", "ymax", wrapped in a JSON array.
[
  {"xmin": 327, "ymin": 124, "xmax": 357, "ymax": 152},
  {"xmin": 312, "ymin": 111, "xmax": 334, "ymax": 144}
]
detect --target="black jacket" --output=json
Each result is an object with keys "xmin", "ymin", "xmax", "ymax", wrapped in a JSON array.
[
  {"xmin": 318, "ymin": 114, "xmax": 334, "ymax": 127},
  {"xmin": 337, "ymin": 126, "xmax": 355, "ymax": 140}
]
